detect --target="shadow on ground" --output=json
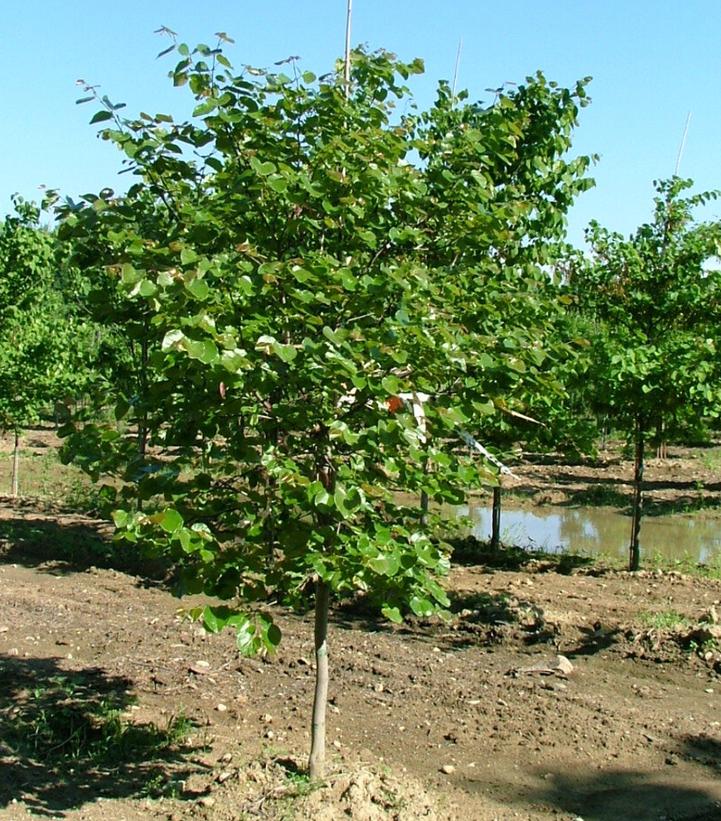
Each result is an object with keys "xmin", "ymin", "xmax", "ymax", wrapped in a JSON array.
[
  {"xmin": 563, "ymin": 623, "xmax": 623, "ymax": 657},
  {"xmin": 470, "ymin": 767, "xmax": 721, "ymax": 820},
  {"xmin": 677, "ymin": 733, "xmax": 721, "ymax": 775},
  {"xmin": 450, "ymin": 536, "xmax": 593, "ymax": 575},
  {"xmin": 0, "ymin": 515, "xmax": 169, "ymax": 582},
  {"xmin": 0, "ymin": 655, "xmax": 201, "ymax": 816}
]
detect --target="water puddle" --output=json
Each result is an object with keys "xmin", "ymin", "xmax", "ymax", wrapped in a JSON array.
[{"xmin": 455, "ymin": 502, "xmax": 721, "ymax": 564}]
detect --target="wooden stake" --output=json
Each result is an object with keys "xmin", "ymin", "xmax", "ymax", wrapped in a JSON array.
[
  {"xmin": 451, "ymin": 37, "xmax": 463, "ymax": 100},
  {"xmin": 344, "ymin": 0, "xmax": 353, "ymax": 98},
  {"xmin": 674, "ymin": 112, "xmax": 692, "ymax": 177}
]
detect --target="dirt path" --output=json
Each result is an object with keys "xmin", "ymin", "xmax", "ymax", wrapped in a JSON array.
[
  {"xmin": 1, "ymin": 507, "xmax": 721, "ymax": 820},
  {"xmin": 501, "ymin": 443, "xmax": 721, "ymax": 516}
]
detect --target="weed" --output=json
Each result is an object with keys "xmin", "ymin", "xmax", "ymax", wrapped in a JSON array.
[
  {"xmin": 570, "ymin": 484, "xmax": 629, "ymax": 508},
  {"xmin": 700, "ymin": 447, "xmax": 721, "ymax": 472},
  {"xmin": 640, "ymin": 610, "xmax": 690, "ymax": 630},
  {"xmin": 646, "ymin": 550, "xmax": 721, "ymax": 579},
  {"xmin": 0, "ymin": 674, "xmax": 194, "ymax": 766},
  {"xmin": 688, "ymin": 637, "xmax": 719, "ymax": 656},
  {"xmin": 284, "ymin": 768, "xmax": 315, "ymax": 797},
  {"xmin": 139, "ymin": 773, "xmax": 186, "ymax": 800}
]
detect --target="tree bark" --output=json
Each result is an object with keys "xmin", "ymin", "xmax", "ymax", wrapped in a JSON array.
[
  {"xmin": 629, "ymin": 421, "xmax": 645, "ymax": 571},
  {"xmin": 137, "ymin": 327, "xmax": 149, "ymax": 512},
  {"xmin": 308, "ymin": 579, "xmax": 330, "ymax": 780},
  {"xmin": 654, "ymin": 417, "xmax": 667, "ymax": 459},
  {"xmin": 11, "ymin": 430, "xmax": 20, "ymax": 497},
  {"xmin": 420, "ymin": 489, "xmax": 429, "ymax": 527},
  {"xmin": 420, "ymin": 451, "xmax": 430, "ymax": 527},
  {"xmin": 490, "ymin": 485, "xmax": 502, "ymax": 550}
]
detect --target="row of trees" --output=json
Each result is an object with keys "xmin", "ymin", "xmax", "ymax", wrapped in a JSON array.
[
  {"xmin": 569, "ymin": 178, "xmax": 721, "ymax": 569},
  {"xmin": 0, "ymin": 197, "xmax": 96, "ymax": 494},
  {"xmin": 2, "ymin": 38, "xmax": 721, "ymax": 774}
]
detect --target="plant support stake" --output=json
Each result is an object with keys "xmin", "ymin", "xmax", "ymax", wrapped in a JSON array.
[{"xmin": 344, "ymin": 0, "xmax": 353, "ymax": 98}]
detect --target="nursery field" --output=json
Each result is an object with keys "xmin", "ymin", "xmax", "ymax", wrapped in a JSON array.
[{"xmin": 1, "ymin": 433, "xmax": 721, "ymax": 820}]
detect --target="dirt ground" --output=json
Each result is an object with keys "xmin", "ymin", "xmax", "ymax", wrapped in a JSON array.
[
  {"xmin": 1, "ymin": 431, "xmax": 721, "ymax": 820},
  {"xmin": 1, "ymin": 506, "xmax": 720, "ymax": 820},
  {"xmin": 501, "ymin": 443, "xmax": 721, "ymax": 516}
]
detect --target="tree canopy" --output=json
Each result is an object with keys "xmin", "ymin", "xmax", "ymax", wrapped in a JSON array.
[
  {"xmin": 58, "ymin": 40, "xmax": 593, "ymax": 775},
  {"xmin": 569, "ymin": 177, "xmax": 721, "ymax": 567}
]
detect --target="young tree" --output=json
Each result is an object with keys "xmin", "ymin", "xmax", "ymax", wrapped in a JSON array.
[
  {"xmin": 60, "ymin": 39, "xmax": 592, "ymax": 777},
  {"xmin": 0, "ymin": 198, "xmax": 91, "ymax": 495},
  {"xmin": 411, "ymin": 76, "xmax": 595, "ymax": 549},
  {"xmin": 570, "ymin": 178, "xmax": 721, "ymax": 569}
]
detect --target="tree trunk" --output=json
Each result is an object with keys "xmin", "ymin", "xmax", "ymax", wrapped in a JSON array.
[
  {"xmin": 308, "ymin": 579, "xmax": 330, "ymax": 780},
  {"xmin": 655, "ymin": 417, "xmax": 667, "ymax": 460},
  {"xmin": 420, "ymin": 489, "xmax": 429, "ymax": 526},
  {"xmin": 629, "ymin": 422, "xmax": 645, "ymax": 571},
  {"xmin": 599, "ymin": 416, "xmax": 608, "ymax": 452},
  {"xmin": 137, "ymin": 328, "xmax": 149, "ymax": 512},
  {"xmin": 420, "ymin": 451, "xmax": 430, "ymax": 527},
  {"xmin": 490, "ymin": 485, "xmax": 502, "ymax": 550},
  {"xmin": 11, "ymin": 430, "xmax": 20, "ymax": 497}
]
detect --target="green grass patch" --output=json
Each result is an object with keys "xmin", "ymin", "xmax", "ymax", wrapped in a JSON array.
[
  {"xmin": 0, "ymin": 446, "xmax": 106, "ymax": 514},
  {"xmin": 0, "ymin": 672, "xmax": 193, "ymax": 766},
  {"xmin": 640, "ymin": 610, "xmax": 690, "ymax": 630}
]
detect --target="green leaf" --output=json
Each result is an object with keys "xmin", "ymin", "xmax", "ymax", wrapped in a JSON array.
[
  {"xmin": 250, "ymin": 158, "xmax": 276, "ymax": 176},
  {"xmin": 202, "ymin": 605, "xmax": 226, "ymax": 633},
  {"xmin": 180, "ymin": 247, "xmax": 199, "ymax": 265},
  {"xmin": 381, "ymin": 605, "xmax": 403, "ymax": 624},
  {"xmin": 185, "ymin": 278, "xmax": 210, "ymax": 300},
  {"xmin": 255, "ymin": 334, "xmax": 276, "ymax": 354},
  {"xmin": 381, "ymin": 375, "xmax": 400, "ymax": 394},
  {"xmin": 271, "ymin": 340, "xmax": 297, "ymax": 363},
  {"xmin": 112, "ymin": 509, "xmax": 128, "ymax": 528},
  {"xmin": 409, "ymin": 596, "xmax": 434, "ymax": 617},
  {"xmin": 184, "ymin": 339, "xmax": 219, "ymax": 364},
  {"xmin": 266, "ymin": 622, "xmax": 282, "ymax": 647},
  {"xmin": 236, "ymin": 619, "xmax": 257, "ymax": 656},
  {"xmin": 159, "ymin": 508, "xmax": 183, "ymax": 534},
  {"xmin": 267, "ymin": 174, "xmax": 288, "ymax": 193},
  {"xmin": 90, "ymin": 110, "xmax": 113, "ymax": 124},
  {"xmin": 368, "ymin": 552, "xmax": 400, "ymax": 576},
  {"xmin": 114, "ymin": 399, "xmax": 130, "ymax": 421},
  {"xmin": 120, "ymin": 263, "xmax": 142, "ymax": 285}
]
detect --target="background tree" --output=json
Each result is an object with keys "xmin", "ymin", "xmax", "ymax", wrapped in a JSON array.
[
  {"xmin": 59, "ymin": 39, "xmax": 592, "ymax": 777},
  {"xmin": 569, "ymin": 178, "xmax": 721, "ymax": 570},
  {"xmin": 0, "ymin": 198, "xmax": 92, "ymax": 495},
  {"xmin": 411, "ymin": 75, "xmax": 595, "ymax": 549}
]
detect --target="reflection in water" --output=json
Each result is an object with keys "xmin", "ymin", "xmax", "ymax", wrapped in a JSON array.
[{"xmin": 455, "ymin": 503, "xmax": 721, "ymax": 564}]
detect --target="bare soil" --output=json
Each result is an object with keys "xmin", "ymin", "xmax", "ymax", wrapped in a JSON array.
[
  {"xmin": 1, "ymin": 505, "xmax": 721, "ymax": 820},
  {"xmin": 500, "ymin": 443, "xmax": 721, "ymax": 517},
  {"xmin": 1, "ymin": 431, "xmax": 721, "ymax": 819}
]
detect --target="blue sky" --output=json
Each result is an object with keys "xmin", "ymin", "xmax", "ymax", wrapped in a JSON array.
[{"xmin": 4, "ymin": 1, "xmax": 721, "ymax": 246}]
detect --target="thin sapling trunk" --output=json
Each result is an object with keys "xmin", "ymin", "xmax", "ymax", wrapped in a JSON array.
[
  {"xmin": 420, "ymin": 488, "xmax": 429, "ymax": 527},
  {"xmin": 420, "ymin": 448, "xmax": 430, "ymax": 527},
  {"xmin": 11, "ymin": 430, "xmax": 20, "ymax": 497},
  {"xmin": 308, "ymin": 579, "xmax": 330, "ymax": 780},
  {"xmin": 629, "ymin": 421, "xmax": 645, "ymax": 571},
  {"xmin": 137, "ymin": 324, "xmax": 150, "ymax": 511},
  {"xmin": 655, "ymin": 417, "xmax": 667, "ymax": 460},
  {"xmin": 490, "ymin": 484, "xmax": 502, "ymax": 550}
]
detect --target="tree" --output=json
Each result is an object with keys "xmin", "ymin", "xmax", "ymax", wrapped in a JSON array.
[
  {"xmin": 60, "ymin": 38, "xmax": 592, "ymax": 777},
  {"xmin": 569, "ymin": 178, "xmax": 721, "ymax": 570},
  {"xmin": 411, "ymin": 75, "xmax": 595, "ymax": 549},
  {"xmin": 0, "ymin": 198, "xmax": 91, "ymax": 495}
]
